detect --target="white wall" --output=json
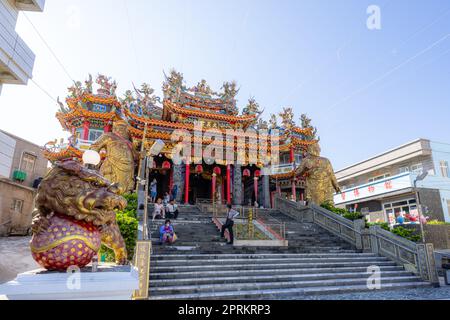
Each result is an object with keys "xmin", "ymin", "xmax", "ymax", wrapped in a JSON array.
[
  {"xmin": 0, "ymin": 130, "xmax": 16, "ymax": 178},
  {"xmin": 0, "ymin": 0, "xmax": 39, "ymax": 86}
]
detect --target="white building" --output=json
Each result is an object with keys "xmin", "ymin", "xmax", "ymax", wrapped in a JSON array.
[
  {"xmin": 334, "ymin": 139, "xmax": 450, "ymax": 224},
  {"xmin": 0, "ymin": 0, "xmax": 45, "ymax": 94}
]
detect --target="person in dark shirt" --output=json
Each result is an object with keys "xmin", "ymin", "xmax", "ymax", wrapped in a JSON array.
[{"xmin": 221, "ymin": 203, "xmax": 240, "ymax": 245}]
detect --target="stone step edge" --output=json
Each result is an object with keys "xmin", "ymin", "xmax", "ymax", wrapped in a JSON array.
[
  {"xmin": 149, "ymin": 270, "xmax": 413, "ymax": 284},
  {"xmin": 147, "ymin": 282, "xmax": 430, "ymax": 300},
  {"xmin": 150, "ymin": 265, "xmax": 405, "ymax": 278},
  {"xmin": 150, "ymin": 253, "xmax": 378, "ymax": 258},
  {"xmin": 149, "ymin": 276, "xmax": 421, "ymax": 292},
  {"xmin": 150, "ymin": 257, "xmax": 389, "ymax": 265},
  {"xmin": 151, "ymin": 261, "xmax": 397, "ymax": 271}
]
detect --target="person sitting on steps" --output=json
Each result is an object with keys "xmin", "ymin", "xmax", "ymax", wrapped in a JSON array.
[
  {"xmin": 166, "ymin": 199, "xmax": 179, "ymax": 220},
  {"xmin": 159, "ymin": 219, "xmax": 176, "ymax": 245},
  {"xmin": 153, "ymin": 198, "xmax": 165, "ymax": 220},
  {"xmin": 221, "ymin": 203, "xmax": 240, "ymax": 245}
]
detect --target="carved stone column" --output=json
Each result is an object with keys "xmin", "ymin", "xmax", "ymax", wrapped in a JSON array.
[
  {"xmin": 262, "ymin": 174, "xmax": 270, "ymax": 208},
  {"xmin": 233, "ymin": 164, "xmax": 242, "ymax": 205},
  {"xmin": 172, "ymin": 163, "xmax": 184, "ymax": 203}
]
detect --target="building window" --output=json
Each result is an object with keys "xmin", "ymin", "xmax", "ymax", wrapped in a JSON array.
[
  {"xmin": 383, "ymin": 198, "xmax": 417, "ymax": 225},
  {"xmin": 20, "ymin": 153, "xmax": 36, "ymax": 174},
  {"xmin": 368, "ymin": 173, "xmax": 390, "ymax": 183},
  {"xmin": 440, "ymin": 161, "xmax": 449, "ymax": 178},
  {"xmin": 410, "ymin": 163, "xmax": 423, "ymax": 174},
  {"xmin": 399, "ymin": 166, "xmax": 410, "ymax": 174},
  {"xmin": 88, "ymin": 129, "xmax": 104, "ymax": 142},
  {"xmin": 11, "ymin": 199, "xmax": 24, "ymax": 213}
]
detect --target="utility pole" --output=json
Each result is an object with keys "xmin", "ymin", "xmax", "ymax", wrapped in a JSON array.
[{"xmin": 413, "ymin": 171, "xmax": 428, "ymax": 243}]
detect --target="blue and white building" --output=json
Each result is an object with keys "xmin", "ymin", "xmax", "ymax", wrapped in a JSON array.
[
  {"xmin": 334, "ymin": 139, "xmax": 450, "ymax": 224},
  {"xmin": 0, "ymin": 0, "xmax": 45, "ymax": 94}
]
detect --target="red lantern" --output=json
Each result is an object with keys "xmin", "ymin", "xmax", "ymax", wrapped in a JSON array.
[
  {"xmin": 162, "ymin": 161, "xmax": 171, "ymax": 169},
  {"xmin": 195, "ymin": 164, "xmax": 203, "ymax": 173}
]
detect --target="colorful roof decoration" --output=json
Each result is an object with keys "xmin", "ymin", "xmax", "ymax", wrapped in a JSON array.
[{"xmin": 44, "ymin": 71, "xmax": 319, "ymax": 175}]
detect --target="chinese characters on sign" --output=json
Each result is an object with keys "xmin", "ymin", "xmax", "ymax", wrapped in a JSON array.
[
  {"xmin": 334, "ymin": 174, "xmax": 413, "ymax": 205},
  {"xmin": 132, "ymin": 240, "xmax": 151, "ymax": 300}
]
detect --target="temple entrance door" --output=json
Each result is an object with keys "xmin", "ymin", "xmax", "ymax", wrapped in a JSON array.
[
  {"xmin": 149, "ymin": 169, "xmax": 171, "ymax": 201},
  {"xmin": 190, "ymin": 173, "xmax": 211, "ymax": 203}
]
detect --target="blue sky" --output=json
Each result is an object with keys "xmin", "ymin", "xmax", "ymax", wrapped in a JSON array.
[{"xmin": 0, "ymin": 0, "xmax": 449, "ymax": 170}]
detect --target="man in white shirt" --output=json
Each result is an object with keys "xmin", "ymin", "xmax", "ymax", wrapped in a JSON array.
[
  {"xmin": 166, "ymin": 199, "xmax": 179, "ymax": 220},
  {"xmin": 221, "ymin": 203, "xmax": 240, "ymax": 244}
]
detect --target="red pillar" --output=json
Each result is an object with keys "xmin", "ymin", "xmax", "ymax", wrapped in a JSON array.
[
  {"xmin": 184, "ymin": 163, "xmax": 190, "ymax": 204},
  {"xmin": 291, "ymin": 178, "xmax": 297, "ymax": 201},
  {"xmin": 169, "ymin": 168, "xmax": 174, "ymax": 192},
  {"xmin": 226, "ymin": 164, "xmax": 231, "ymax": 204},
  {"xmin": 290, "ymin": 147, "xmax": 295, "ymax": 163},
  {"xmin": 212, "ymin": 173, "xmax": 216, "ymax": 201},
  {"xmin": 104, "ymin": 123, "xmax": 112, "ymax": 133},
  {"xmin": 83, "ymin": 121, "xmax": 90, "ymax": 140},
  {"xmin": 254, "ymin": 177, "xmax": 258, "ymax": 205}
]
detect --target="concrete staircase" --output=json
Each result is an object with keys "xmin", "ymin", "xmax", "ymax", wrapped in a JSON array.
[{"xmin": 147, "ymin": 205, "xmax": 430, "ymax": 299}]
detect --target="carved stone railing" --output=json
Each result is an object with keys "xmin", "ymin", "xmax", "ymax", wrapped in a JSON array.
[{"xmin": 274, "ymin": 195, "xmax": 439, "ymax": 285}]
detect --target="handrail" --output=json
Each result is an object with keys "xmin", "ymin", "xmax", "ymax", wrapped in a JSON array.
[{"xmin": 273, "ymin": 195, "xmax": 439, "ymax": 285}]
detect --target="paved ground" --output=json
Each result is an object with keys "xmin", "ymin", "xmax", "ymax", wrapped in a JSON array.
[{"xmin": 0, "ymin": 236, "xmax": 40, "ymax": 284}]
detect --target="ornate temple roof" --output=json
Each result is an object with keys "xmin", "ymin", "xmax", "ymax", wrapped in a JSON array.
[{"xmin": 45, "ymin": 71, "xmax": 319, "ymax": 168}]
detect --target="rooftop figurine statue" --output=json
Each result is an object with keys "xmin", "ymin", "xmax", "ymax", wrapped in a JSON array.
[
  {"xmin": 295, "ymin": 143, "xmax": 341, "ymax": 205},
  {"xmin": 30, "ymin": 160, "xmax": 128, "ymax": 270}
]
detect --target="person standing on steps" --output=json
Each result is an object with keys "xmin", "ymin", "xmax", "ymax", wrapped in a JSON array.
[
  {"xmin": 221, "ymin": 203, "xmax": 240, "ymax": 245},
  {"xmin": 150, "ymin": 178, "xmax": 158, "ymax": 203},
  {"xmin": 171, "ymin": 184, "xmax": 178, "ymax": 201}
]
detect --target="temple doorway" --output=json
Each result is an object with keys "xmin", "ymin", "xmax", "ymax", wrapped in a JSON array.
[
  {"xmin": 148, "ymin": 156, "xmax": 172, "ymax": 201},
  {"xmin": 190, "ymin": 173, "xmax": 211, "ymax": 202}
]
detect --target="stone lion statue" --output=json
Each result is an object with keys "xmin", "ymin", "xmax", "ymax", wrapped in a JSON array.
[{"xmin": 31, "ymin": 160, "xmax": 128, "ymax": 265}]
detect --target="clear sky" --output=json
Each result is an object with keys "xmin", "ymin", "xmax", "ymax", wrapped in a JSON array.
[{"xmin": 1, "ymin": 0, "xmax": 449, "ymax": 170}]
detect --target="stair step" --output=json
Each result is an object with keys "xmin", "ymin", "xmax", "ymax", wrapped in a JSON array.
[
  {"xmin": 150, "ymin": 265, "xmax": 405, "ymax": 280},
  {"xmin": 149, "ymin": 276, "xmax": 421, "ymax": 295},
  {"xmin": 150, "ymin": 253, "xmax": 378, "ymax": 260},
  {"xmin": 151, "ymin": 260, "xmax": 397, "ymax": 272},
  {"xmin": 148, "ymin": 282, "xmax": 431, "ymax": 300},
  {"xmin": 150, "ymin": 256, "xmax": 389, "ymax": 266},
  {"xmin": 150, "ymin": 270, "xmax": 413, "ymax": 285}
]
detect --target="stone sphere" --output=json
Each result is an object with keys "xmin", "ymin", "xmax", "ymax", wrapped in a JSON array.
[{"xmin": 30, "ymin": 214, "xmax": 101, "ymax": 271}]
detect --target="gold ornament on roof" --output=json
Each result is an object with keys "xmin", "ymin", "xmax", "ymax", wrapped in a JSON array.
[
  {"xmin": 191, "ymin": 79, "xmax": 216, "ymax": 97},
  {"xmin": 85, "ymin": 74, "xmax": 93, "ymax": 94},
  {"xmin": 68, "ymin": 81, "xmax": 83, "ymax": 98},
  {"xmin": 279, "ymin": 107, "xmax": 295, "ymax": 130}
]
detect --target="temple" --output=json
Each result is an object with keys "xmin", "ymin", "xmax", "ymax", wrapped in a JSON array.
[{"xmin": 44, "ymin": 72, "xmax": 319, "ymax": 208}]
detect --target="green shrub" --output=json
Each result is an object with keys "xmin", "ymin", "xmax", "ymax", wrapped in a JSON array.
[
  {"xmin": 320, "ymin": 201, "xmax": 349, "ymax": 215},
  {"xmin": 392, "ymin": 226, "xmax": 421, "ymax": 242},
  {"xmin": 366, "ymin": 222, "xmax": 390, "ymax": 231},
  {"xmin": 427, "ymin": 220, "xmax": 450, "ymax": 225},
  {"xmin": 321, "ymin": 202, "xmax": 363, "ymax": 220},
  {"xmin": 99, "ymin": 192, "xmax": 139, "ymax": 262},
  {"xmin": 342, "ymin": 212, "xmax": 364, "ymax": 221}
]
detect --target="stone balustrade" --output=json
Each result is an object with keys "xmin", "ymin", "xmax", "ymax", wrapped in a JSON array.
[{"xmin": 274, "ymin": 195, "xmax": 440, "ymax": 285}]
